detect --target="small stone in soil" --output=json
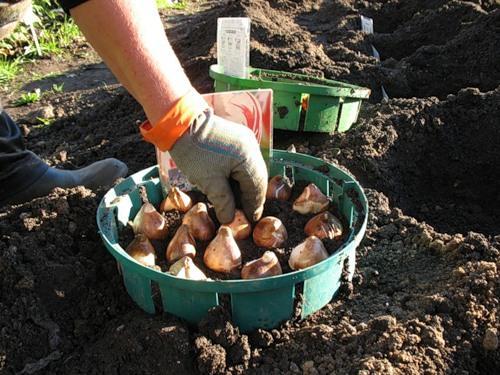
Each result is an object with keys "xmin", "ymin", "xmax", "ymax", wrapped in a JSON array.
[{"xmin": 483, "ymin": 328, "xmax": 498, "ymax": 351}]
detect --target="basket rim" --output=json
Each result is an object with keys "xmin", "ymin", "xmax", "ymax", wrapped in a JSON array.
[{"xmin": 209, "ymin": 64, "xmax": 371, "ymax": 99}]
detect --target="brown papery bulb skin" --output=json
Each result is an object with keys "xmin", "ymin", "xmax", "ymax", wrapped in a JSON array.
[
  {"xmin": 166, "ymin": 224, "xmax": 196, "ymax": 263},
  {"xmin": 182, "ymin": 203, "xmax": 216, "ymax": 241},
  {"xmin": 241, "ymin": 251, "xmax": 282, "ymax": 279},
  {"xmin": 266, "ymin": 175, "xmax": 292, "ymax": 201},
  {"xmin": 169, "ymin": 256, "xmax": 207, "ymax": 280},
  {"xmin": 203, "ymin": 226, "xmax": 242, "ymax": 273},
  {"xmin": 293, "ymin": 183, "xmax": 330, "ymax": 215},
  {"xmin": 288, "ymin": 236, "xmax": 329, "ymax": 270},
  {"xmin": 304, "ymin": 212, "xmax": 343, "ymax": 240},
  {"xmin": 253, "ymin": 216, "xmax": 288, "ymax": 248},
  {"xmin": 132, "ymin": 202, "xmax": 169, "ymax": 240},
  {"xmin": 227, "ymin": 209, "xmax": 252, "ymax": 240},
  {"xmin": 160, "ymin": 187, "xmax": 193, "ymax": 213},
  {"xmin": 125, "ymin": 234, "xmax": 156, "ymax": 267}
]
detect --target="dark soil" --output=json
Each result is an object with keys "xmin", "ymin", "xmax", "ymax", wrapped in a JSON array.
[{"xmin": 1, "ymin": 0, "xmax": 499, "ymax": 374}]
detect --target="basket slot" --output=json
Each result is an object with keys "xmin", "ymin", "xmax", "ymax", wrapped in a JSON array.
[
  {"xmin": 340, "ymin": 197, "xmax": 355, "ymax": 229},
  {"xmin": 301, "ymin": 259, "xmax": 344, "ymax": 318},
  {"xmin": 159, "ymin": 284, "xmax": 219, "ymax": 324},
  {"xmin": 231, "ymin": 285, "xmax": 295, "ymax": 332},
  {"xmin": 284, "ymin": 164, "xmax": 295, "ymax": 185},
  {"xmin": 337, "ymin": 98, "xmax": 361, "ymax": 132},
  {"xmin": 346, "ymin": 245, "xmax": 356, "ymax": 282},
  {"xmin": 328, "ymin": 179, "xmax": 344, "ymax": 204},
  {"xmin": 294, "ymin": 169, "xmax": 329, "ymax": 195},
  {"xmin": 273, "ymin": 91, "xmax": 301, "ymax": 131},
  {"xmin": 97, "ymin": 205, "xmax": 120, "ymax": 244},
  {"xmin": 304, "ymin": 95, "xmax": 340, "ymax": 133},
  {"xmin": 121, "ymin": 266, "xmax": 155, "ymax": 314},
  {"xmin": 140, "ymin": 180, "xmax": 164, "ymax": 206},
  {"xmin": 269, "ymin": 163, "xmax": 286, "ymax": 179}
]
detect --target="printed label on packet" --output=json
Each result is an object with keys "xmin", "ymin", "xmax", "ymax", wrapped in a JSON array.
[{"xmin": 217, "ymin": 17, "xmax": 251, "ymax": 78}]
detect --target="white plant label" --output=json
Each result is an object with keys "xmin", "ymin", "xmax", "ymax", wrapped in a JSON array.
[
  {"xmin": 217, "ymin": 17, "xmax": 251, "ymax": 78},
  {"xmin": 381, "ymin": 85, "xmax": 389, "ymax": 101},
  {"xmin": 360, "ymin": 15, "xmax": 374, "ymax": 34}
]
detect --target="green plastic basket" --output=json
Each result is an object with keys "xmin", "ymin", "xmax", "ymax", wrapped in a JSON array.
[
  {"xmin": 96, "ymin": 151, "xmax": 368, "ymax": 332},
  {"xmin": 209, "ymin": 65, "xmax": 371, "ymax": 133}
]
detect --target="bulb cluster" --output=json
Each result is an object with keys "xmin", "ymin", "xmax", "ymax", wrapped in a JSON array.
[{"xmin": 125, "ymin": 176, "xmax": 344, "ymax": 280}]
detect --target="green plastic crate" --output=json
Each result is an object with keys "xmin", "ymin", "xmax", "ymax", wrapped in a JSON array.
[
  {"xmin": 96, "ymin": 151, "xmax": 368, "ymax": 332},
  {"xmin": 209, "ymin": 65, "xmax": 371, "ymax": 133}
]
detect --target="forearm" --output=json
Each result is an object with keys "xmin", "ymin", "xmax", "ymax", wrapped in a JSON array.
[{"xmin": 70, "ymin": 0, "xmax": 193, "ymax": 124}]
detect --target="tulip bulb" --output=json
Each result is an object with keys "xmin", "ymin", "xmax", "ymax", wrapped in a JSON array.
[
  {"xmin": 160, "ymin": 187, "xmax": 193, "ymax": 213},
  {"xmin": 304, "ymin": 212, "xmax": 343, "ymax": 240},
  {"xmin": 289, "ymin": 236, "xmax": 329, "ymax": 270},
  {"xmin": 266, "ymin": 175, "xmax": 292, "ymax": 201},
  {"xmin": 182, "ymin": 203, "xmax": 216, "ymax": 241},
  {"xmin": 204, "ymin": 226, "xmax": 242, "ymax": 273},
  {"xmin": 253, "ymin": 216, "xmax": 288, "ymax": 248},
  {"xmin": 293, "ymin": 183, "xmax": 329, "ymax": 215},
  {"xmin": 125, "ymin": 234, "xmax": 156, "ymax": 268},
  {"xmin": 227, "ymin": 209, "xmax": 252, "ymax": 240},
  {"xmin": 241, "ymin": 251, "xmax": 282, "ymax": 279},
  {"xmin": 169, "ymin": 256, "xmax": 207, "ymax": 280},
  {"xmin": 131, "ymin": 202, "xmax": 168, "ymax": 240},
  {"xmin": 166, "ymin": 224, "xmax": 196, "ymax": 263}
]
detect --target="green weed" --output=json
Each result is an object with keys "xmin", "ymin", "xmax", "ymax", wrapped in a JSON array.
[
  {"xmin": 35, "ymin": 117, "xmax": 54, "ymax": 127},
  {"xmin": 51, "ymin": 82, "xmax": 64, "ymax": 93},
  {"xmin": 156, "ymin": 0, "xmax": 188, "ymax": 10},
  {"xmin": 14, "ymin": 88, "xmax": 42, "ymax": 106},
  {"xmin": 0, "ymin": 58, "xmax": 23, "ymax": 85}
]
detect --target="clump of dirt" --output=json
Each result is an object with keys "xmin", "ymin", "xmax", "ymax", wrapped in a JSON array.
[
  {"xmin": 370, "ymin": 1, "xmax": 487, "ymax": 61},
  {"xmin": 382, "ymin": 9, "xmax": 500, "ymax": 98},
  {"xmin": 309, "ymin": 87, "xmax": 500, "ymax": 236},
  {"xmin": 194, "ymin": 307, "xmax": 252, "ymax": 374},
  {"xmin": 61, "ymin": 313, "xmax": 193, "ymax": 374}
]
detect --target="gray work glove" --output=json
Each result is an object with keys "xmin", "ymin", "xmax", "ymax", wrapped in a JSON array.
[{"xmin": 169, "ymin": 109, "xmax": 268, "ymax": 224}]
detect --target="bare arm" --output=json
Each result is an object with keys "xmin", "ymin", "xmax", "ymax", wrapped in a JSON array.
[
  {"xmin": 71, "ymin": 0, "xmax": 192, "ymax": 125},
  {"xmin": 69, "ymin": 0, "xmax": 268, "ymax": 223}
]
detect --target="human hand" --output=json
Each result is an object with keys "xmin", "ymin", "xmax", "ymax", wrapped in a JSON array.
[{"xmin": 169, "ymin": 110, "xmax": 268, "ymax": 224}]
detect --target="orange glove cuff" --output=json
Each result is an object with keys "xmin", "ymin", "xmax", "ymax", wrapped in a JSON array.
[{"xmin": 139, "ymin": 90, "xmax": 209, "ymax": 151}]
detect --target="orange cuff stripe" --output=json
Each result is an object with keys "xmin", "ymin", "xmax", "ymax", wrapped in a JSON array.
[{"xmin": 139, "ymin": 90, "xmax": 209, "ymax": 151}]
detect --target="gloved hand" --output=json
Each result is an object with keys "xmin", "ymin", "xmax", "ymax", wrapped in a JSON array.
[
  {"xmin": 170, "ymin": 109, "xmax": 268, "ymax": 224},
  {"xmin": 140, "ymin": 90, "xmax": 268, "ymax": 224}
]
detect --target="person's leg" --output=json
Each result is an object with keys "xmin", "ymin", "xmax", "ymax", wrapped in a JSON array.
[{"xmin": 0, "ymin": 110, "xmax": 128, "ymax": 206}]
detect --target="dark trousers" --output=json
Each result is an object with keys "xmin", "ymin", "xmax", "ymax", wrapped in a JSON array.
[{"xmin": 0, "ymin": 111, "xmax": 48, "ymax": 206}]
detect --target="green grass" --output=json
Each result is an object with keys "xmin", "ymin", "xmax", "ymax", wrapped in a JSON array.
[
  {"xmin": 14, "ymin": 88, "xmax": 42, "ymax": 106},
  {"xmin": 51, "ymin": 82, "xmax": 64, "ymax": 93},
  {"xmin": 156, "ymin": 0, "xmax": 188, "ymax": 10},
  {"xmin": 0, "ymin": 1, "xmax": 82, "ymax": 85},
  {"xmin": 0, "ymin": 58, "xmax": 23, "ymax": 85},
  {"xmin": 1, "ymin": 0, "xmax": 190, "ymax": 86},
  {"xmin": 34, "ymin": 117, "xmax": 55, "ymax": 128}
]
